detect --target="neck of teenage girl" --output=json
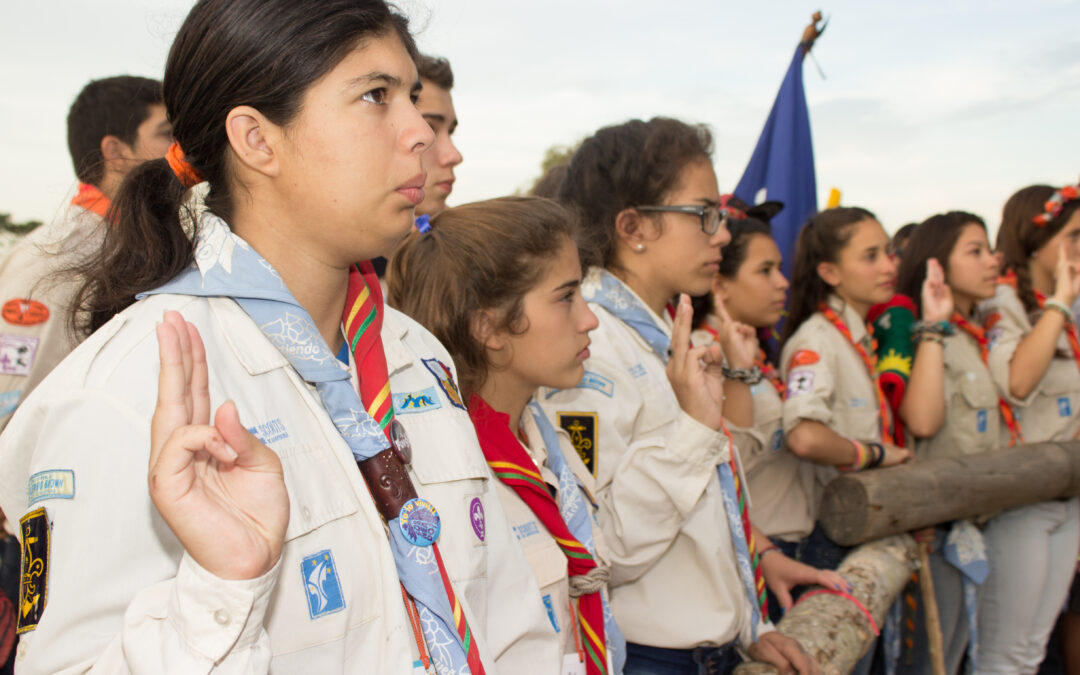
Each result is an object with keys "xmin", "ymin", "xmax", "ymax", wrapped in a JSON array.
[
  {"xmin": 612, "ymin": 262, "xmax": 675, "ymax": 318},
  {"xmin": 477, "ymin": 370, "xmax": 534, "ymax": 437},
  {"xmin": 830, "ymin": 286, "xmax": 871, "ymax": 321},
  {"xmin": 1029, "ymin": 257, "xmax": 1057, "ymax": 300}
]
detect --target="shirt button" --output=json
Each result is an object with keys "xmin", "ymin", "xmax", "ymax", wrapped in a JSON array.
[
  {"xmin": 301, "ymin": 506, "xmax": 312, "ymax": 521},
  {"xmin": 214, "ymin": 609, "xmax": 230, "ymax": 626}
]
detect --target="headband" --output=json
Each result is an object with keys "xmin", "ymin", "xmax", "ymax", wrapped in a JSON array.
[{"xmin": 1033, "ymin": 182, "xmax": 1079, "ymax": 226}]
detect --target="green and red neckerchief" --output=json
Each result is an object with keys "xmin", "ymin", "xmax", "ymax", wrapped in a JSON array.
[
  {"xmin": 950, "ymin": 311, "xmax": 1023, "ymax": 447},
  {"xmin": 469, "ymin": 394, "xmax": 609, "ymax": 675},
  {"xmin": 819, "ymin": 303, "xmax": 895, "ymax": 445},
  {"xmin": 70, "ymin": 183, "xmax": 110, "ymax": 219}
]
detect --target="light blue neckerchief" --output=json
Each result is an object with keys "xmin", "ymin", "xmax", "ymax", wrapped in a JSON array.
[
  {"xmin": 582, "ymin": 268, "xmax": 762, "ymax": 640},
  {"xmin": 528, "ymin": 401, "xmax": 626, "ymax": 675},
  {"xmin": 141, "ymin": 212, "xmax": 474, "ymax": 675}
]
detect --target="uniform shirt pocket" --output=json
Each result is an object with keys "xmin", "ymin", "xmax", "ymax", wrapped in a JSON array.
[{"xmin": 277, "ymin": 442, "xmax": 361, "ymax": 542}]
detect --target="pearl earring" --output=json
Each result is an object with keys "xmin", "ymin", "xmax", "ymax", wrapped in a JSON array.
[{"xmin": 636, "ymin": 244, "xmax": 644, "ymax": 252}]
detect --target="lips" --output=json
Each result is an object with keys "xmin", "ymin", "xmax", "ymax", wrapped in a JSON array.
[
  {"xmin": 435, "ymin": 178, "xmax": 454, "ymax": 195},
  {"xmin": 397, "ymin": 173, "xmax": 427, "ymax": 205}
]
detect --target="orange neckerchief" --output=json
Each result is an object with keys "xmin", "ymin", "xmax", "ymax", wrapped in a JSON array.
[
  {"xmin": 997, "ymin": 271, "xmax": 1080, "ymax": 376},
  {"xmin": 818, "ymin": 303, "xmax": 894, "ymax": 444},
  {"xmin": 69, "ymin": 183, "xmax": 110, "ymax": 219},
  {"xmin": 950, "ymin": 312, "xmax": 1023, "ymax": 446},
  {"xmin": 756, "ymin": 348, "xmax": 785, "ymax": 398}
]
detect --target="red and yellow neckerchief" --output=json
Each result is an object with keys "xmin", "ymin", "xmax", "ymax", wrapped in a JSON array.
[
  {"xmin": 818, "ymin": 303, "xmax": 894, "ymax": 444},
  {"xmin": 69, "ymin": 183, "xmax": 110, "ymax": 219},
  {"xmin": 950, "ymin": 312, "xmax": 1023, "ymax": 446}
]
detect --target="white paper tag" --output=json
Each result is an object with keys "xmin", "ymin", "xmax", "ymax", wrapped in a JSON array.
[{"xmin": 562, "ymin": 653, "xmax": 586, "ymax": 675}]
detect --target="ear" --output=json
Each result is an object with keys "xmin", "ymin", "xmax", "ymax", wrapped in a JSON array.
[
  {"xmin": 816, "ymin": 260, "xmax": 841, "ymax": 288},
  {"xmin": 100, "ymin": 135, "xmax": 130, "ymax": 163},
  {"xmin": 470, "ymin": 309, "xmax": 506, "ymax": 352},
  {"xmin": 712, "ymin": 273, "xmax": 730, "ymax": 302},
  {"xmin": 614, "ymin": 207, "xmax": 647, "ymax": 250},
  {"xmin": 225, "ymin": 105, "xmax": 281, "ymax": 178}
]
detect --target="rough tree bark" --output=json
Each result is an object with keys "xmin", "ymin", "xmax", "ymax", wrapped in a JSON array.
[
  {"xmin": 819, "ymin": 442, "xmax": 1080, "ymax": 546},
  {"xmin": 735, "ymin": 535, "xmax": 916, "ymax": 675}
]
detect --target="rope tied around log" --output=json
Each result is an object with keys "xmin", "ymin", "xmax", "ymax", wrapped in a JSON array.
[
  {"xmin": 568, "ymin": 565, "xmax": 610, "ymax": 597},
  {"xmin": 794, "ymin": 588, "xmax": 880, "ymax": 635}
]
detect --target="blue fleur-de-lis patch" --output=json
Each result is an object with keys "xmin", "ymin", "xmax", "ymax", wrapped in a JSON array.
[
  {"xmin": 301, "ymin": 549, "xmax": 345, "ymax": 619},
  {"xmin": 1059, "ymin": 397, "xmax": 1072, "ymax": 418}
]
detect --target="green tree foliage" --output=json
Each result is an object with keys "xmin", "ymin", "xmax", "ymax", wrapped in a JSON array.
[{"xmin": 0, "ymin": 213, "xmax": 42, "ymax": 235}]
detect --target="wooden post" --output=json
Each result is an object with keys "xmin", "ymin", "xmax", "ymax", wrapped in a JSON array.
[
  {"xmin": 735, "ymin": 535, "xmax": 916, "ymax": 675},
  {"xmin": 819, "ymin": 442, "xmax": 1080, "ymax": 546},
  {"xmin": 917, "ymin": 542, "xmax": 946, "ymax": 675}
]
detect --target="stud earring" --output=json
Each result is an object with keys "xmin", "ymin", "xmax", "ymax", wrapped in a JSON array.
[{"xmin": 636, "ymin": 244, "xmax": 644, "ymax": 252}]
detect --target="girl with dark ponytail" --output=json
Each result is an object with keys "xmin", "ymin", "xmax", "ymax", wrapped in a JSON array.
[
  {"xmin": 0, "ymin": 1, "xmax": 558, "ymax": 671},
  {"xmin": 976, "ymin": 182, "xmax": 1080, "ymax": 672}
]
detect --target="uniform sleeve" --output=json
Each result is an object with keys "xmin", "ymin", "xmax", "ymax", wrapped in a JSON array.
[
  {"xmin": 536, "ymin": 351, "xmax": 726, "ymax": 587},
  {"xmin": 0, "ymin": 389, "xmax": 279, "ymax": 674},
  {"xmin": 984, "ymin": 288, "xmax": 1039, "ymax": 407},
  {"xmin": 780, "ymin": 331, "xmax": 837, "ymax": 434}
]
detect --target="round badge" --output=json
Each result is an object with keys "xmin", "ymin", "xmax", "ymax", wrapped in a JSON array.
[
  {"xmin": 399, "ymin": 498, "xmax": 440, "ymax": 547},
  {"xmin": 1, "ymin": 299, "xmax": 49, "ymax": 326},
  {"xmin": 388, "ymin": 418, "xmax": 412, "ymax": 465}
]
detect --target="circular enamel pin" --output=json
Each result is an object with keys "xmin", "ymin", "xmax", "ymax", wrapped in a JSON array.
[
  {"xmin": 399, "ymin": 498, "xmax": 440, "ymax": 547},
  {"xmin": 388, "ymin": 418, "xmax": 412, "ymax": 465}
]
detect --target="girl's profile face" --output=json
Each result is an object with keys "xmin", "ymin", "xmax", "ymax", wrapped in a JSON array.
[
  {"xmin": 492, "ymin": 237, "xmax": 598, "ymax": 392},
  {"xmin": 1033, "ymin": 209, "xmax": 1080, "ymax": 282},
  {"xmin": 946, "ymin": 223, "xmax": 998, "ymax": 307},
  {"xmin": 271, "ymin": 32, "xmax": 434, "ymax": 264},
  {"xmin": 715, "ymin": 233, "xmax": 788, "ymax": 328},
  {"xmin": 825, "ymin": 218, "xmax": 897, "ymax": 310}
]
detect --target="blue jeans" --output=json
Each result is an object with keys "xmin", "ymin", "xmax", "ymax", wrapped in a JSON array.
[{"xmin": 624, "ymin": 642, "xmax": 739, "ymax": 675}]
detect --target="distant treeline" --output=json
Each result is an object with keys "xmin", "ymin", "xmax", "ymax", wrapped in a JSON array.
[{"xmin": 0, "ymin": 213, "xmax": 42, "ymax": 234}]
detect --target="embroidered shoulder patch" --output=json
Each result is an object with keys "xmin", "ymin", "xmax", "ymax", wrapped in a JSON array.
[
  {"xmin": 18, "ymin": 507, "xmax": 50, "ymax": 633},
  {"xmin": 788, "ymin": 349, "xmax": 820, "ymax": 370},
  {"xmin": 393, "ymin": 386, "xmax": 443, "ymax": 415},
  {"xmin": 421, "ymin": 358, "xmax": 465, "ymax": 409},
  {"xmin": 0, "ymin": 335, "xmax": 39, "ymax": 377},
  {"xmin": 1, "ymin": 299, "xmax": 49, "ymax": 327},
  {"xmin": 0, "ymin": 389, "xmax": 21, "ymax": 417},
  {"xmin": 557, "ymin": 412, "xmax": 597, "ymax": 476},
  {"xmin": 27, "ymin": 470, "xmax": 74, "ymax": 505},
  {"xmin": 576, "ymin": 371, "xmax": 614, "ymax": 397},
  {"xmin": 628, "ymin": 363, "xmax": 647, "ymax": 379},
  {"xmin": 301, "ymin": 549, "xmax": 346, "ymax": 619},
  {"xmin": 785, "ymin": 369, "xmax": 816, "ymax": 398}
]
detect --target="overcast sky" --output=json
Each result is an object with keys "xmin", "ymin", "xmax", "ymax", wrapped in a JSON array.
[{"xmin": 1, "ymin": 0, "xmax": 1077, "ymax": 239}]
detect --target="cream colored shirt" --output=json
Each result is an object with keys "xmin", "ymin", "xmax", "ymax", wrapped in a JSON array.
[
  {"xmin": 536, "ymin": 268, "xmax": 768, "ymax": 651},
  {"xmin": 913, "ymin": 328, "xmax": 1002, "ymax": 461},
  {"xmin": 781, "ymin": 296, "xmax": 884, "ymax": 516},
  {"xmin": 984, "ymin": 283, "xmax": 1080, "ymax": 442},
  {"xmin": 0, "ymin": 204, "xmax": 103, "ymax": 430}
]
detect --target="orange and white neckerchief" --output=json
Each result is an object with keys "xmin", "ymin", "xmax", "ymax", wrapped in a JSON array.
[
  {"xmin": 818, "ymin": 303, "xmax": 894, "ymax": 444},
  {"xmin": 950, "ymin": 312, "xmax": 1023, "ymax": 446},
  {"xmin": 70, "ymin": 183, "xmax": 110, "ymax": 219},
  {"xmin": 756, "ymin": 348, "xmax": 785, "ymax": 398}
]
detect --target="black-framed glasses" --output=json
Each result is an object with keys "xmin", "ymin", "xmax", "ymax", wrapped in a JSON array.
[{"xmin": 635, "ymin": 204, "xmax": 725, "ymax": 235}]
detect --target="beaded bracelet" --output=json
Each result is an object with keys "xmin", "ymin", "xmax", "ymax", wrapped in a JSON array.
[
  {"xmin": 916, "ymin": 333, "xmax": 944, "ymax": 346},
  {"xmin": 721, "ymin": 364, "xmax": 763, "ymax": 385},
  {"xmin": 911, "ymin": 320, "xmax": 956, "ymax": 337},
  {"xmin": 1043, "ymin": 299, "xmax": 1074, "ymax": 322}
]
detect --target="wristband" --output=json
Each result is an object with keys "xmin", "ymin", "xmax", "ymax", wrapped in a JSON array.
[
  {"xmin": 1044, "ymin": 299, "xmax": 1073, "ymax": 321},
  {"xmin": 866, "ymin": 442, "xmax": 885, "ymax": 468},
  {"xmin": 917, "ymin": 333, "xmax": 944, "ymax": 345},
  {"xmin": 759, "ymin": 547, "xmax": 782, "ymax": 559},
  {"xmin": 841, "ymin": 438, "xmax": 869, "ymax": 472},
  {"xmin": 911, "ymin": 320, "xmax": 956, "ymax": 337},
  {"xmin": 721, "ymin": 364, "xmax": 763, "ymax": 385}
]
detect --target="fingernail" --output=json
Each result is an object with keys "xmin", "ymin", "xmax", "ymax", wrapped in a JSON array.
[{"xmin": 224, "ymin": 444, "xmax": 238, "ymax": 460}]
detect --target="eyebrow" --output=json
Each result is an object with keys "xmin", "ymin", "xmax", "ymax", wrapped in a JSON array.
[
  {"xmin": 553, "ymin": 279, "xmax": 581, "ymax": 293},
  {"xmin": 698, "ymin": 198, "xmax": 719, "ymax": 207},
  {"xmin": 344, "ymin": 72, "xmax": 421, "ymax": 95}
]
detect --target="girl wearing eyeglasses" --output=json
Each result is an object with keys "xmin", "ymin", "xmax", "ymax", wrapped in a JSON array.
[
  {"xmin": 975, "ymin": 183, "xmax": 1080, "ymax": 673},
  {"xmin": 537, "ymin": 117, "xmax": 817, "ymax": 675}
]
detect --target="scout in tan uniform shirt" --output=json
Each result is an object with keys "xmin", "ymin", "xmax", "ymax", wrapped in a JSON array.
[
  {"xmin": 893, "ymin": 213, "xmax": 1005, "ymax": 675},
  {"xmin": 975, "ymin": 182, "xmax": 1080, "ymax": 674},
  {"xmin": 534, "ymin": 117, "xmax": 817, "ymax": 674},
  {"xmin": 389, "ymin": 197, "xmax": 624, "ymax": 675},
  {"xmin": 0, "ymin": 75, "xmax": 170, "ymax": 430},
  {"xmin": 779, "ymin": 208, "xmax": 912, "ymax": 588}
]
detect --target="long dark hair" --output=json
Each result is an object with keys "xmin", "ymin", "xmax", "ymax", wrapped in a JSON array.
[
  {"xmin": 781, "ymin": 207, "xmax": 877, "ymax": 346},
  {"xmin": 997, "ymin": 185, "xmax": 1080, "ymax": 314},
  {"xmin": 69, "ymin": 0, "xmax": 416, "ymax": 335},
  {"xmin": 559, "ymin": 117, "xmax": 713, "ymax": 271},
  {"xmin": 387, "ymin": 197, "xmax": 576, "ymax": 398},
  {"xmin": 896, "ymin": 211, "xmax": 986, "ymax": 317}
]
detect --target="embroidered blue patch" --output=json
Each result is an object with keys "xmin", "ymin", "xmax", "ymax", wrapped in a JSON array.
[
  {"xmin": 513, "ymin": 521, "xmax": 540, "ymax": 540},
  {"xmin": 393, "ymin": 386, "xmax": 443, "ymax": 415},
  {"xmin": 576, "ymin": 370, "xmax": 615, "ymax": 397},
  {"xmin": 769, "ymin": 429, "xmax": 784, "ymax": 453},
  {"xmin": 1059, "ymin": 397, "xmax": 1072, "ymax": 418},
  {"xmin": 301, "ymin": 549, "xmax": 346, "ymax": 619},
  {"xmin": 849, "ymin": 396, "xmax": 869, "ymax": 409},
  {"xmin": 628, "ymin": 363, "xmax": 647, "ymax": 379},
  {"xmin": 542, "ymin": 594, "xmax": 561, "ymax": 633},
  {"xmin": 27, "ymin": 470, "xmax": 74, "ymax": 505},
  {"xmin": 0, "ymin": 389, "xmax": 20, "ymax": 417},
  {"xmin": 247, "ymin": 418, "xmax": 289, "ymax": 445},
  {"xmin": 421, "ymin": 358, "xmax": 466, "ymax": 409},
  {"xmin": 976, "ymin": 409, "xmax": 988, "ymax": 433}
]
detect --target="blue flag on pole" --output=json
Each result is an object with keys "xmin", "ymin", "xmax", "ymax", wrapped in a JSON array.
[{"xmin": 734, "ymin": 44, "xmax": 818, "ymax": 281}]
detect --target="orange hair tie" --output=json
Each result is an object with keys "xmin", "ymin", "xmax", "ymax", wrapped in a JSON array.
[{"xmin": 165, "ymin": 142, "xmax": 204, "ymax": 189}]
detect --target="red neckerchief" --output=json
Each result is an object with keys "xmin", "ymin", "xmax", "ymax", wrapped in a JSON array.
[
  {"xmin": 70, "ymin": 183, "xmax": 110, "ymax": 219},
  {"xmin": 818, "ymin": 303, "xmax": 894, "ymax": 444},
  {"xmin": 468, "ymin": 394, "xmax": 609, "ymax": 674},
  {"xmin": 950, "ymin": 312, "xmax": 1023, "ymax": 446}
]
